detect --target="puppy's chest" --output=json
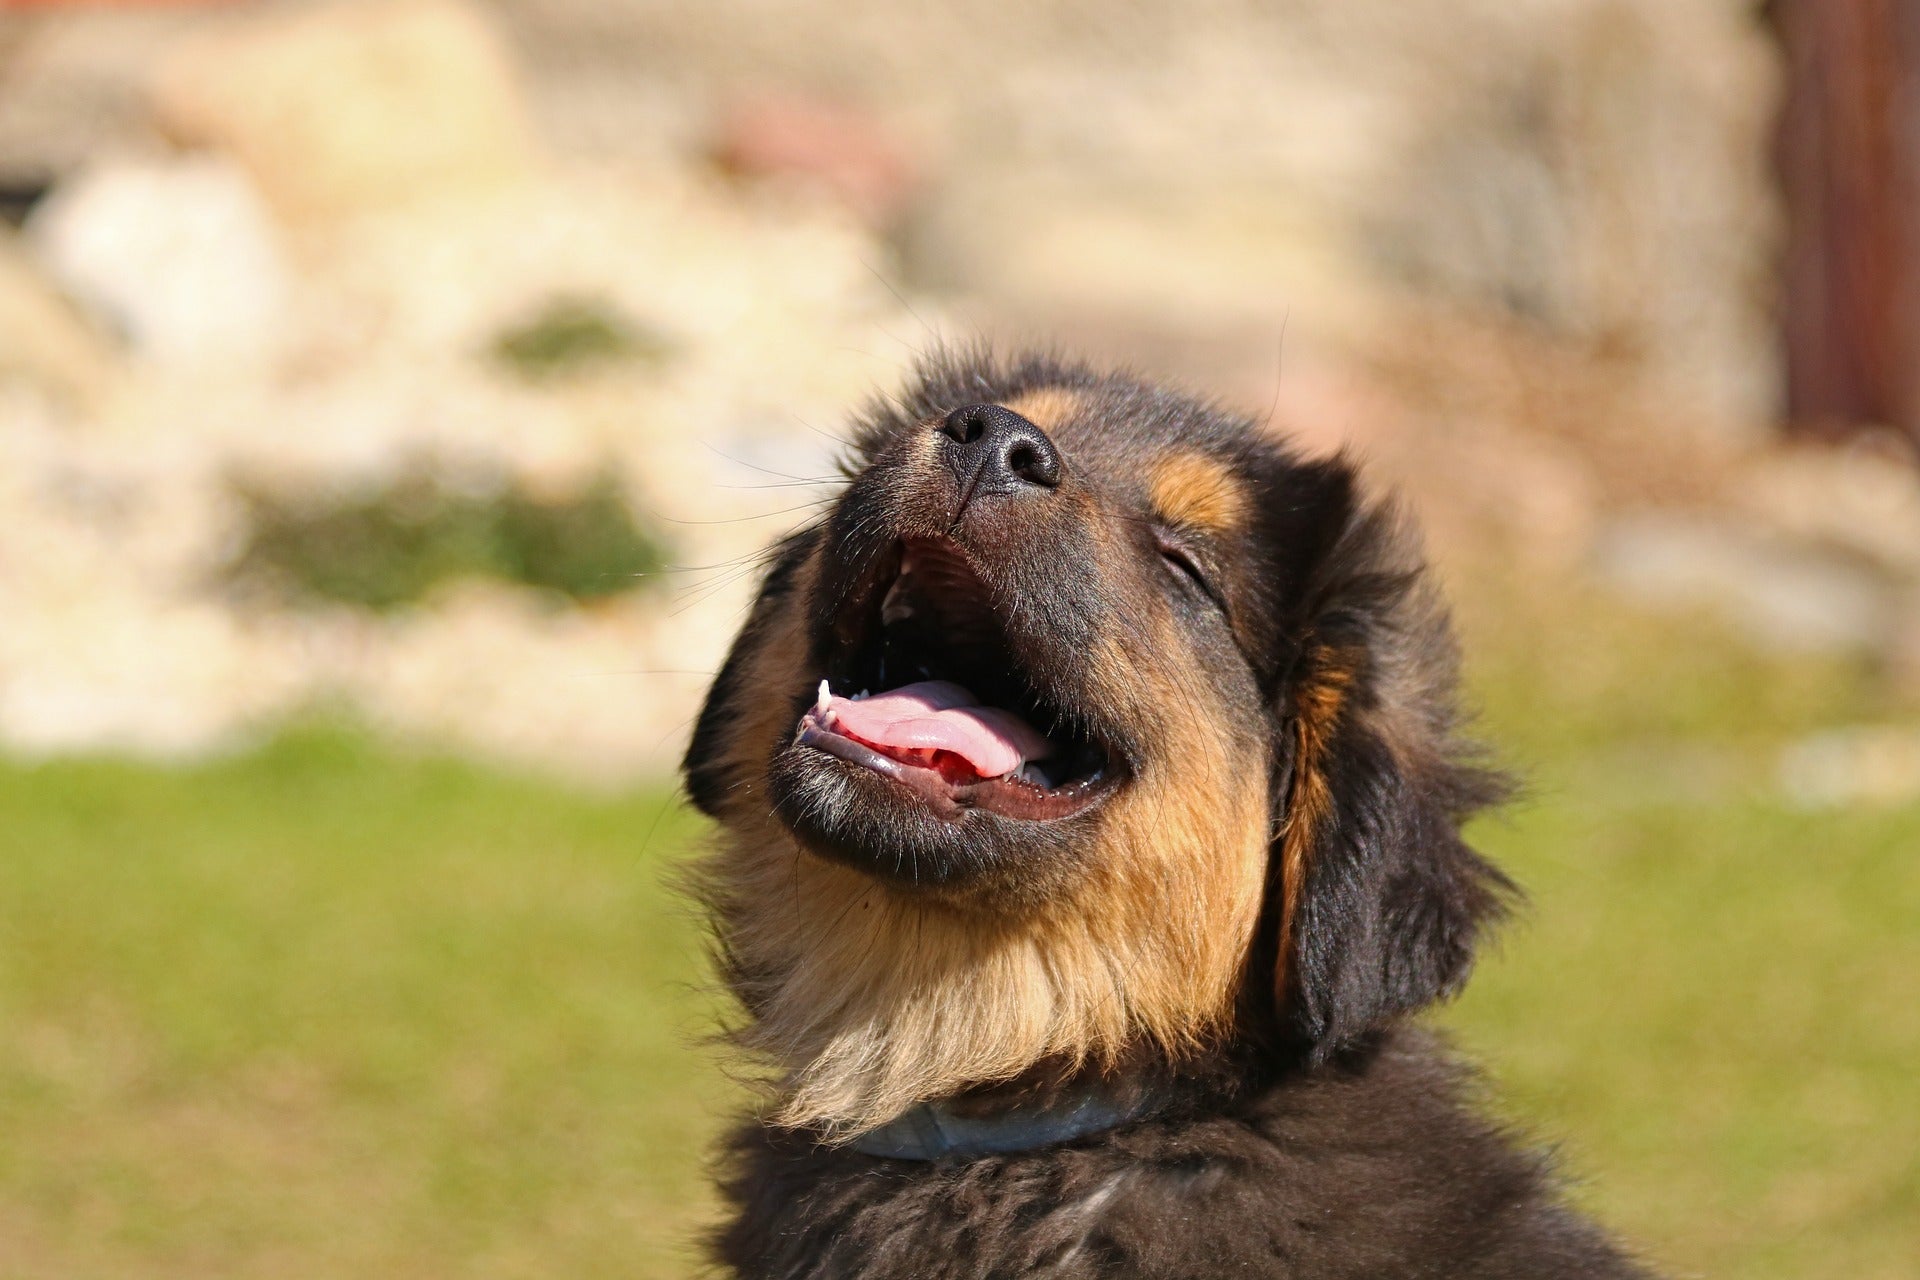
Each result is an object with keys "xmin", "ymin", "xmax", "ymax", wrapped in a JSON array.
[
  {"xmin": 711, "ymin": 1046, "xmax": 1652, "ymax": 1280},
  {"xmin": 720, "ymin": 1141, "xmax": 1277, "ymax": 1280}
]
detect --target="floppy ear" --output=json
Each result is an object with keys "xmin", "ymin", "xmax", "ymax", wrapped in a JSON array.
[
  {"xmin": 682, "ymin": 531, "xmax": 818, "ymax": 819},
  {"xmin": 1264, "ymin": 467, "xmax": 1515, "ymax": 1057}
]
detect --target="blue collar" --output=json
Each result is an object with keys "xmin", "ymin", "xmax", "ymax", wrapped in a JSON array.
[{"xmin": 848, "ymin": 1087, "xmax": 1155, "ymax": 1161}]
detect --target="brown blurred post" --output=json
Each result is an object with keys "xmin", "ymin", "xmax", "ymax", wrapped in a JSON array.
[{"xmin": 1775, "ymin": 0, "xmax": 1920, "ymax": 445}]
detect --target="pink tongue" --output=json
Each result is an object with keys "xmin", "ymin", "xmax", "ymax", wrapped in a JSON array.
[{"xmin": 820, "ymin": 680, "xmax": 1054, "ymax": 779}]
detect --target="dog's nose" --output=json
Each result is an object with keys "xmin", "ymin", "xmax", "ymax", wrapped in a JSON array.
[{"xmin": 937, "ymin": 404, "xmax": 1063, "ymax": 491}]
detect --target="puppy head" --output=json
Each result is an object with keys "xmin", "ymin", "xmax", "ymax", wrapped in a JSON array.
[{"xmin": 685, "ymin": 349, "xmax": 1510, "ymax": 1135}]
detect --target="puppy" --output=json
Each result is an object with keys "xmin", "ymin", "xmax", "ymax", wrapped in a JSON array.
[{"xmin": 683, "ymin": 349, "xmax": 1655, "ymax": 1278}]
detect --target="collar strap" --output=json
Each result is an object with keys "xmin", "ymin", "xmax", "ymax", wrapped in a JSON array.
[{"xmin": 847, "ymin": 1086, "xmax": 1156, "ymax": 1161}]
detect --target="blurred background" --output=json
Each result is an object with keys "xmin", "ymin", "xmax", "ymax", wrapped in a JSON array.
[{"xmin": 0, "ymin": 0, "xmax": 1916, "ymax": 1275}]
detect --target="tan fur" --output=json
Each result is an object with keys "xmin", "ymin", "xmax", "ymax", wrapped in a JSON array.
[
  {"xmin": 1002, "ymin": 387, "xmax": 1083, "ymax": 433},
  {"xmin": 701, "ymin": 594, "xmax": 1271, "ymax": 1137},
  {"xmin": 704, "ymin": 549, "xmax": 827, "ymax": 817},
  {"xmin": 1274, "ymin": 647, "xmax": 1354, "ymax": 1003},
  {"xmin": 1148, "ymin": 453, "xmax": 1249, "ymax": 534}
]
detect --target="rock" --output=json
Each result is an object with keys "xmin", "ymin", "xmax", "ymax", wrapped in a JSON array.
[
  {"xmin": 25, "ymin": 155, "xmax": 292, "ymax": 368},
  {"xmin": 0, "ymin": 8, "xmax": 206, "ymax": 181},
  {"xmin": 0, "ymin": 147, "xmax": 922, "ymax": 776},
  {"xmin": 150, "ymin": 0, "xmax": 536, "ymax": 222},
  {"xmin": 0, "ymin": 597, "xmax": 306, "ymax": 760},
  {"xmin": 1593, "ymin": 512, "xmax": 1896, "ymax": 656},
  {"xmin": 0, "ymin": 227, "xmax": 116, "ymax": 405},
  {"xmin": 1741, "ymin": 444, "xmax": 1920, "ymax": 580},
  {"xmin": 1345, "ymin": 0, "xmax": 1781, "ymax": 432}
]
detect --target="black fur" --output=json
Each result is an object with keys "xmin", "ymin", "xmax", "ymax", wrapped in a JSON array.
[
  {"xmin": 716, "ymin": 1031, "xmax": 1649, "ymax": 1279},
  {"xmin": 1272, "ymin": 495, "xmax": 1518, "ymax": 1056},
  {"xmin": 687, "ymin": 348, "xmax": 1656, "ymax": 1278}
]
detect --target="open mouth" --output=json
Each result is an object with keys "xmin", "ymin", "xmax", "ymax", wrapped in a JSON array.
[{"xmin": 794, "ymin": 537, "xmax": 1122, "ymax": 822}]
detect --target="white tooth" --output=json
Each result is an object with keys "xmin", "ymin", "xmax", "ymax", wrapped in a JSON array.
[{"xmin": 816, "ymin": 679, "xmax": 831, "ymax": 715}]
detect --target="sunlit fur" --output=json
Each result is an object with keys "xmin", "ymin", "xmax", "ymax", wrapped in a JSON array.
[
  {"xmin": 688, "ymin": 348, "xmax": 1651, "ymax": 1280},
  {"xmin": 1147, "ymin": 452, "xmax": 1249, "ymax": 535},
  {"xmin": 689, "ymin": 530, "xmax": 1271, "ymax": 1135},
  {"xmin": 682, "ymin": 351, "xmax": 1500, "ymax": 1135}
]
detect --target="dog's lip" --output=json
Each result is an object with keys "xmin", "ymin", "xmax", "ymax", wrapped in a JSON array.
[
  {"xmin": 795, "ymin": 717, "xmax": 1122, "ymax": 823},
  {"xmin": 803, "ymin": 531, "xmax": 1131, "ymax": 822}
]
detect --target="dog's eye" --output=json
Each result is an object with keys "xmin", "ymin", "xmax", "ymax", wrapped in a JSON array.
[{"xmin": 1155, "ymin": 529, "xmax": 1226, "ymax": 612}]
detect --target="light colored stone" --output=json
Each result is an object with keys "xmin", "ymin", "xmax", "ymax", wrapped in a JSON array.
[
  {"xmin": 6, "ymin": 0, "xmax": 1784, "ymax": 428},
  {"xmin": 0, "ymin": 228, "xmax": 117, "ymax": 405},
  {"xmin": 1742, "ymin": 446, "xmax": 1920, "ymax": 580},
  {"xmin": 1357, "ymin": 0, "xmax": 1781, "ymax": 429},
  {"xmin": 0, "ymin": 151, "xmax": 919, "ymax": 777},
  {"xmin": 150, "ymin": 0, "xmax": 536, "ymax": 221},
  {"xmin": 1593, "ymin": 513, "xmax": 1896, "ymax": 656},
  {"xmin": 25, "ymin": 155, "xmax": 293, "ymax": 369},
  {"xmin": 0, "ymin": 596, "xmax": 306, "ymax": 759}
]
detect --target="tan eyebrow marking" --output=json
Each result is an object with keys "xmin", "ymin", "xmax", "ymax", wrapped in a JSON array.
[
  {"xmin": 1148, "ymin": 452, "xmax": 1248, "ymax": 533},
  {"xmin": 1001, "ymin": 387, "xmax": 1082, "ymax": 432}
]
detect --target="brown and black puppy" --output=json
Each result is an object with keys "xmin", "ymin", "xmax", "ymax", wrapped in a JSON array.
[{"xmin": 683, "ymin": 348, "xmax": 1654, "ymax": 1279}]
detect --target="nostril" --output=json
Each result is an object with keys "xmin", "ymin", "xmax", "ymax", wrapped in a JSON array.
[
  {"xmin": 940, "ymin": 406, "xmax": 987, "ymax": 444},
  {"xmin": 1004, "ymin": 435, "xmax": 1061, "ymax": 487}
]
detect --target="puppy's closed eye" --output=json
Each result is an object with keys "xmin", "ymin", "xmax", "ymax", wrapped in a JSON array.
[{"xmin": 1153, "ymin": 526, "xmax": 1225, "ymax": 611}]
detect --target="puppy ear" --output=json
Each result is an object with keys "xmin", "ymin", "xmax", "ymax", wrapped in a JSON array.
[
  {"xmin": 1263, "ymin": 466, "xmax": 1514, "ymax": 1056},
  {"xmin": 682, "ymin": 531, "xmax": 817, "ymax": 818}
]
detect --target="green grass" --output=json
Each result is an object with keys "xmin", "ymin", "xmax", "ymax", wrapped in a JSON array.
[
  {"xmin": 1451, "ymin": 798, "xmax": 1920, "ymax": 1280},
  {"xmin": 1442, "ymin": 581, "xmax": 1920, "ymax": 1279},
  {"xmin": 0, "ymin": 734, "xmax": 726, "ymax": 1278},
  {"xmin": 0, "ymin": 586, "xmax": 1916, "ymax": 1277}
]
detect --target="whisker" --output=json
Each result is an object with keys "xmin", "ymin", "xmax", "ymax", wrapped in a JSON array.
[{"xmin": 659, "ymin": 499, "xmax": 835, "ymax": 526}]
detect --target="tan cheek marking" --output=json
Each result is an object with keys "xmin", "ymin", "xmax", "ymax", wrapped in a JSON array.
[
  {"xmin": 1149, "ymin": 454, "xmax": 1248, "ymax": 535},
  {"xmin": 1001, "ymin": 388, "xmax": 1082, "ymax": 433}
]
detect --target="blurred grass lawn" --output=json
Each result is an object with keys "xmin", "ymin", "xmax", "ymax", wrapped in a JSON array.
[{"xmin": 2, "ymin": 584, "xmax": 1917, "ymax": 1279}]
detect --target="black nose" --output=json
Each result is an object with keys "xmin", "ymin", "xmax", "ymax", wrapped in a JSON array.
[{"xmin": 937, "ymin": 404, "xmax": 1063, "ymax": 490}]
